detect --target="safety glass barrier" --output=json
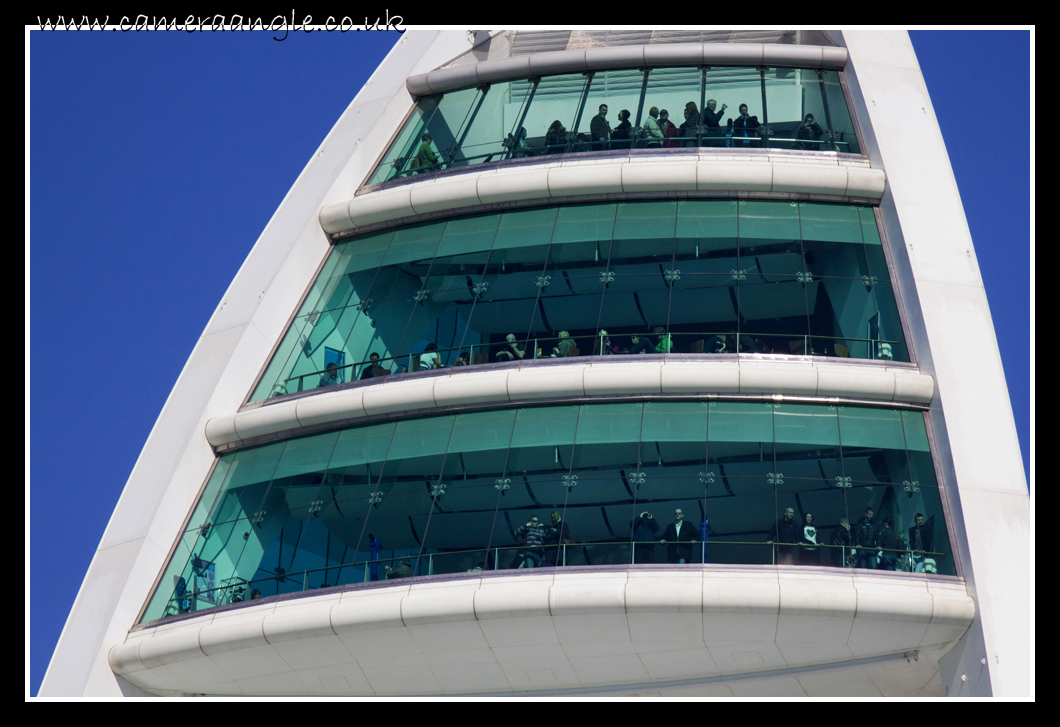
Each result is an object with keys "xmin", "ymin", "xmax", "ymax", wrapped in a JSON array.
[
  {"xmin": 252, "ymin": 201, "xmax": 907, "ymax": 402},
  {"xmin": 278, "ymin": 326, "xmax": 904, "ymax": 396},
  {"xmin": 367, "ymin": 67, "xmax": 861, "ymax": 186},
  {"xmin": 157, "ymin": 535, "xmax": 948, "ymax": 617},
  {"xmin": 145, "ymin": 402, "xmax": 952, "ymax": 623}
]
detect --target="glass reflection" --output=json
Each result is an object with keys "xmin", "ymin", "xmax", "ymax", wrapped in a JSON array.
[{"xmin": 145, "ymin": 403, "xmax": 952, "ymax": 622}]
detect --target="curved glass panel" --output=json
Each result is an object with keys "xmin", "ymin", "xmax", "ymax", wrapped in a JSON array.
[
  {"xmin": 144, "ymin": 402, "xmax": 951, "ymax": 622},
  {"xmin": 367, "ymin": 65, "xmax": 865, "ymax": 185},
  {"xmin": 252, "ymin": 201, "xmax": 908, "ymax": 401}
]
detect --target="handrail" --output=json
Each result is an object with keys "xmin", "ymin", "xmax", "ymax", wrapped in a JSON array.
[
  {"xmin": 168, "ymin": 540, "xmax": 947, "ymax": 609},
  {"xmin": 281, "ymin": 330, "xmax": 902, "ymax": 391}
]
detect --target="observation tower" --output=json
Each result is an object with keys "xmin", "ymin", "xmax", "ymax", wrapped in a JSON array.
[{"xmin": 40, "ymin": 29, "xmax": 1029, "ymax": 698}]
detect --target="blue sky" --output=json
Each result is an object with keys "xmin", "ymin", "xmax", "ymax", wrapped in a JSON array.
[{"xmin": 28, "ymin": 29, "xmax": 1031, "ymax": 696}]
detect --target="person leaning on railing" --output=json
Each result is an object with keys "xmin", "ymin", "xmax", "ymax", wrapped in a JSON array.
[
  {"xmin": 318, "ymin": 362, "xmax": 339, "ymax": 388},
  {"xmin": 495, "ymin": 333, "xmax": 526, "ymax": 361}
]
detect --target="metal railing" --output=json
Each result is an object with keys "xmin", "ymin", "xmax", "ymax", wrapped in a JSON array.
[{"xmin": 277, "ymin": 330, "xmax": 901, "ymax": 396}]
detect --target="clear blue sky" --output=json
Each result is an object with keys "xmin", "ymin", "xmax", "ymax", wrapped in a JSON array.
[{"xmin": 28, "ymin": 29, "xmax": 1031, "ymax": 696}]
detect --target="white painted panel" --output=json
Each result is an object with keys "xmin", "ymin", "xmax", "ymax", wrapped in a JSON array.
[
  {"xmin": 232, "ymin": 401, "xmax": 299, "ymax": 441},
  {"xmin": 771, "ymin": 163, "xmax": 848, "ymax": 195},
  {"xmin": 137, "ymin": 627, "xmax": 205, "ymax": 668},
  {"xmin": 739, "ymin": 361, "xmax": 818, "ymax": 394},
  {"xmin": 892, "ymin": 369, "xmax": 934, "ymax": 403},
  {"xmin": 584, "ymin": 45, "xmax": 645, "ymax": 70},
  {"xmin": 529, "ymin": 49, "xmax": 586, "ymax": 76},
  {"xmin": 198, "ymin": 612, "xmax": 268, "ymax": 655},
  {"xmin": 318, "ymin": 202, "xmax": 354, "ymax": 235},
  {"xmin": 331, "ymin": 589, "xmax": 408, "ymax": 633},
  {"xmin": 548, "ymin": 164, "xmax": 623, "ymax": 196},
  {"xmin": 262, "ymin": 602, "xmax": 336, "ymax": 643},
  {"xmin": 844, "ymin": 166, "xmax": 887, "ymax": 197},
  {"xmin": 697, "ymin": 162, "xmax": 772, "ymax": 191},
  {"xmin": 643, "ymin": 43, "xmax": 705, "ymax": 67},
  {"xmin": 815, "ymin": 365, "xmax": 896, "ymax": 400},
  {"xmin": 660, "ymin": 361, "xmax": 740, "ymax": 393},
  {"xmin": 346, "ymin": 186, "xmax": 414, "ymax": 228},
  {"xmin": 475, "ymin": 167, "xmax": 551, "ymax": 204},
  {"xmin": 409, "ymin": 176, "xmax": 481, "ymax": 215},
  {"xmin": 621, "ymin": 162, "xmax": 697, "ymax": 192},
  {"xmin": 360, "ymin": 377, "xmax": 437, "ymax": 415},
  {"xmin": 506, "ymin": 366, "xmax": 584, "ymax": 399},
  {"xmin": 294, "ymin": 386, "xmax": 366, "ymax": 427},
  {"xmin": 432, "ymin": 370, "xmax": 510, "ymax": 407},
  {"xmin": 764, "ymin": 44, "xmax": 823, "ymax": 67},
  {"xmin": 582, "ymin": 362, "xmax": 662, "ymax": 395},
  {"xmin": 776, "ymin": 574, "xmax": 857, "ymax": 643},
  {"xmin": 204, "ymin": 414, "xmax": 240, "ymax": 446},
  {"xmin": 400, "ymin": 586, "xmax": 477, "ymax": 626}
]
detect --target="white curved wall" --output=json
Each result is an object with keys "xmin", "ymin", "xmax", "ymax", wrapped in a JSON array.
[
  {"xmin": 110, "ymin": 567, "xmax": 972, "ymax": 696},
  {"xmin": 321, "ymin": 156, "xmax": 886, "ymax": 236},
  {"xmin": 208, "ymin": 359, "xmax": 933, "ymax": 448}
]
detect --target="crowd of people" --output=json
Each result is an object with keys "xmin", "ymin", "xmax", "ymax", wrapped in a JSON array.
[
  {"xmin": 406, "ymin": 100, "xmax": 836, "ymax": 175},
  {"xmin": 307, "ymin": 327, "xmax": 867, "ymax": 393}
]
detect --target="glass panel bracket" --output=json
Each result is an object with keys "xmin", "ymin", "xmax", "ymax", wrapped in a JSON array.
[
  {"xmin": 903, "ymin": 480, "xmax": 920, "ymax": 493},
  {"xmin": 835, "ymin": 476, "xmax": 852, "ymax": 488}
]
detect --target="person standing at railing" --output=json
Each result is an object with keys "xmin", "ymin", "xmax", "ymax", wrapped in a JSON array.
[
  {"xmin": 908, "ymin": 513, "xmax": 934, "ymax": 573},
  {"xmin": 702, "ymin": 99, "xmax": 728, "ymax": 147},
  {"xmin": 659, "ymin": 110, "xmax": 680, "ymax": 148},
  {"xmin": 732, "ymin": 104, "xmax": 763, "ymax": 147},
  {"xmin": 768, "ymin": 506, "xmax": 799, "ymax": 565},
  {"xmin": 545, "ymin": 120, "xmax": 568, "ymax": 154},
  {"xmin": 630, "ymin": 511, "xmax": 659, "ymax": 564},
  {"xmin": 612, "ymin": 110, "xmax": 632, "ymax": 149},
  {"xmin": 793, "ymin": 114, "xmax": 826, "ymax": 151},
  {"xmin": 853, "ymin": 507, "xmax": 879, "ymax": 569},
  {"xmin": 318, "ymin": 362, "xmax": 340, "ymax": 388},
  {"xmin": 660, "ymin": 508, "xmax": 697, "ymax": 564},
  {"xmin": 515, "ymin": 515, "xmax": 547, "ymax": 568},
  {"xmin": 831, "ymin": 517, "xmax": 853, "ymax": 567},
  {"xmin": 642, "ymin": 107, "xmax": 664, "ymax": 148},
  {"xmin": 798, "ymin": 513, "xmax": 820, "ymax": 565},
  {"xmin": 590, "ymin": 104, "xmax": 611, "ymax": 151},
  {"xmin": 679, "ymin": 102, "xmax": 701, "ymax": 147},
  {"xmin": 360, "ymin": 352, "xmax": 382, "ymax": 380},
  {"xmin": 545, "ymin": 510, "xmax": 574, "ymax": 566},
  {"xmin": 415, "ymin": 132, "xmax": 440, "ymax": 172},
  {"xmin": 877, "ymin": 518, "xmax": 899, "ymax": 570}
]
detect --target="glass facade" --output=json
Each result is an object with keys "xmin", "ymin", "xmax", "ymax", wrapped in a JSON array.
[
  {"xmin": 367, "ymin": 66, "xmax": 860, "ymax": 185},
  {"xmin": 252, "ymin": 201, "xmax": 905, "ymax": 401},
  {"xmin": 144, "ymin": 401, "xmax": 950, "ymax": 622}
]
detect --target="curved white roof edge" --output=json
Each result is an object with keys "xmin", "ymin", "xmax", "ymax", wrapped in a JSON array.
[
  {"xmin": 407, "ymin": 43, "xmax": 849, "ymax": 96},
  {"xmin": 321, "ymin": 157, "xmax": 886, "ymax": 236},
  {"xmin": 207, "ymin": 359, "xmax": 934, "ymax": 449},
  {"xmin": 109, "ymin": 568, "xmax": 972, "ymax": 696}
]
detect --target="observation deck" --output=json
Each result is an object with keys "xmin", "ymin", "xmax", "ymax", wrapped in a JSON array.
[{"xmin": 43, "ymin": 30, "xmax": 1028, "ymax": 700}]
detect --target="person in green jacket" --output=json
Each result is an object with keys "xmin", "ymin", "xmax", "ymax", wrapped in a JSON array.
[{"xmin": 414, "ymin": 132, "xmax": 439, "ymax": 172}]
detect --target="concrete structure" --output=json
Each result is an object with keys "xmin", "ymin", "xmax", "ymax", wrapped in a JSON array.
[{"xmin": 40, "ymin": 30, "xmax": 1029, "ymax": 698}]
